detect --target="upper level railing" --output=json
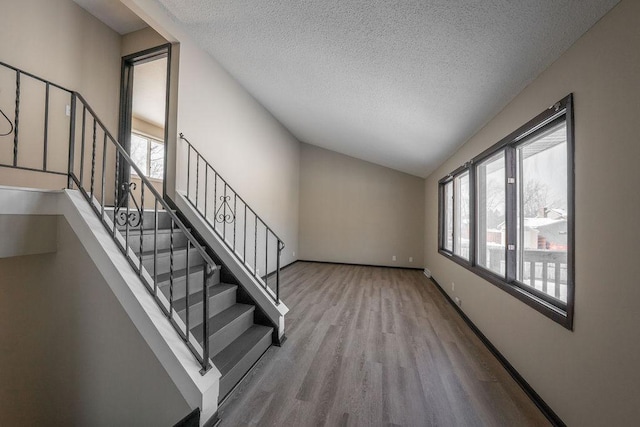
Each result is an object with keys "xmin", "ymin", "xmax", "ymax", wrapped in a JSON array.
[
  {"xmin": 179, "ymin": 134, "xmax": 284, "ymax": 302},
  {"xmin": 0, "ymin": 60, "xmax": 216, "ymax": 373}
]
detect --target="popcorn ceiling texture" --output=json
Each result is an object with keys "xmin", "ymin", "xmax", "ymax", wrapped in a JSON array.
[{"xmin": 157, "ymin": 0, "xmax": 619, "ymax": 177}]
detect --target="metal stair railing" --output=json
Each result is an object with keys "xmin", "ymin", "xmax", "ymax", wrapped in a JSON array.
[
  {"xmin": 179, "ymin": 134, "xmax": 284, "ymax": 303},
  {"xmin": 0, "ymin": 60, "xmax": 216, "ymax": 374}
]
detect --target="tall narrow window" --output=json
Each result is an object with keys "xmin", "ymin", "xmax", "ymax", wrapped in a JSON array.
[
  {"xmin": 443, "ymin": 180, "xmax": 454, "ymax": 252},
  {"xmin": 454, "ymin": 171, "xmax": 470, "ymax": 260},
  {"xmin": 516, "ymin": 120, "xmax": 568, "ymax": 302},
  {"xmin": 476, "ymin": 151, "xmax": 506, "ymax": 276}
]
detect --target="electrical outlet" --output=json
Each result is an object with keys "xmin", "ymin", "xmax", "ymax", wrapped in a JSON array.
[
  {"xmin": 65, "ymin": 105, "xmax": 71, "ymax": 116},
  {"xmin": 454, "ymin": 297, "xmax": 462, "ymax": 307},
  {"xmin": 392, "ymin": 255, "xmax": 397, "ymax": 261},
  {"xmin": 293, "ymin": 251, "xmax": 296, "ymax": 257},
  {"xmin": 451, "ymin": 282, "xmax": 455, "ymax": 291},
  {"xmin": 409, "ymin": 257, "xmax": 413, "ymax": 262}
]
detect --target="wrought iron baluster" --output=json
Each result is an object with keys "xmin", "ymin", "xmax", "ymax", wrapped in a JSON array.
[
  {"xmin": 185, "ymin": 241, "xmax": 191, "ymax": 338},
  {"xmin": 277, "ymin": 240, "xmax": 282, "ymax": 301},
  {"xmin": 204, "ymin": 167, "xmax": 208, "ymax": 218},
  {"xmin": 233, "ymin": 194, "xmax": 237, "ymax": 250},
  {"xmin": 113, "ymin": 151, "xmax": 119, "ymax": 237},
  {"xmin": 153, "ymin": 200, "xmax": 158, "ymax": 295},
  {"xmin": 139, "ymin": 183, "xmax": 144, "ymax": 275},
  {"xmin": 100, "ymin": 133, "xmax": 107, "ymax": 218},
  {"xmin": 13, "ymin": 70, "xmax": 20, "ymax": 167},
  {"xmin": 201, "ymin": 264, "xmax": 211, "ymax": 373},
  {"xmin": 223, "ymin": 184, "xmax": 227, "ymax": 240},
  {"xmin": 125, "ymin": 183, "xmax": 130, "ymax": 261},
  {"xmin": 90, "ymin": 118, "xmax": 97, "ymax": 198},
  {"xmin": 186, "ymin": 144, "xmax": 190, "ymax": 199},
  {"xmin": 243, "ymin": 205, "xmax": 247, "ymax": 262},
  {"xmin": 196, "ymin": 154, "xmax": 200, "ymax": 208},
  {"xmin": 67, "ymin": 93, "xmax": 76, "ymax": 189},
  {"xmin": 43, "ymin": 82, "xmax": 49, "ymax": 170},
  {"xmin": 213, "ymin": 173, "xmax": 217, "ymax": 226},
  {"xmin": 254, "ymin": 216, "xmax": 258, "ymax": 276},
  {"xmin": 265, "ymin": 227, "xmax": 268, "ymax": 288},
  {"xmin": 79, "ymin": 107, "xmax": 86, "ymax": 185}
]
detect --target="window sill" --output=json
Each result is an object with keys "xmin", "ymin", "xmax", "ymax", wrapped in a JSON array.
[{"xmin": 438, "ymin": 249, "xmax": 572, "ymax": 330}]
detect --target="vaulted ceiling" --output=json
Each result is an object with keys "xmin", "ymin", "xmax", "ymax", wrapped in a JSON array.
[{"xmin": 78, "ymin": 0, "xmax": 621, "ymax": 177}]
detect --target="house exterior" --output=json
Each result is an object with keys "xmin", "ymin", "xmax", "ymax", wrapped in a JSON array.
[{"xmin": 1, "ymin": 0, "xmax": 639, "ymax": 426}]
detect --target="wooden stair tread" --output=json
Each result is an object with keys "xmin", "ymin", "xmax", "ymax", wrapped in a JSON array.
[{"xmin": 192, "ymin": 303, "xmax": 254, "ymax": 341}]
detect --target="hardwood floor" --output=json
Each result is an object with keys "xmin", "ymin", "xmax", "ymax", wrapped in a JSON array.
[{"xmin": 218, "ymin": 262, "xmax": 550, "ymax": 426}]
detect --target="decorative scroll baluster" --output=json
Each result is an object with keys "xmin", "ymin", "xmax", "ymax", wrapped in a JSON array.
[{"xmin": 139, "ymin": 184, "xmax": 144, "ymax": 275}]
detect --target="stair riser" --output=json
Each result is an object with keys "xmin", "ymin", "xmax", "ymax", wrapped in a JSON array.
[
  {"xmin": 218, "ymin": 330, "xmax": 272, "ymax": 401},
  {"xmin": 158, "ymin": 270, "xmax": 221, "ymax": 300},
  {"xmin": 142, "ymin": 250, "xmax": 204, "ymax": 275},
  {"xmin": 182, "ymin": 289, "xmax": 237, "ymax": 328},
  {"xmin": 127, "ymin": 231, "xmax": 188, "ymax": 253},
  {"xmin": 208, "ymin": 310, "xmax": 254, "ymax": 357}
]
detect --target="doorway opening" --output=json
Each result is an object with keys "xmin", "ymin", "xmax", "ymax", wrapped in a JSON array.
[{"xmin": 118, "ymin": 44, "xmax": 171, "ymax": 201}]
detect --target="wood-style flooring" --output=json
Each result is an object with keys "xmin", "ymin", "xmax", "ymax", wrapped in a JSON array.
[{"xmin": 218, "ymin": 262, "xmax": 550, "ymax": 426}]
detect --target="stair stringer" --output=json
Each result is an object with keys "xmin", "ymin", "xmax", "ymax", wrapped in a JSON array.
[
  {"xmin": 174, "ymin": 192, "xmax": 289, "ymax": 340},
  {"xmin": 57, "ymin": 190, "xmax": 221, "ymax": 425}
]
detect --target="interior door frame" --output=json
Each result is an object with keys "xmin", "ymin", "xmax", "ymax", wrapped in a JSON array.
[{"xmin": 118, "ymin": 43, "xmax": 172, "ymax": 202}]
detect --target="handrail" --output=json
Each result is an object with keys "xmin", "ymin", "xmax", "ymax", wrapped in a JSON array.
[
  {"xmin": 0, "ymin": 60, "xmax": 217, "ymax": 373},
  {"xmin": 179, "ymin": 133, "xmax": 284, "ymax": 302}
]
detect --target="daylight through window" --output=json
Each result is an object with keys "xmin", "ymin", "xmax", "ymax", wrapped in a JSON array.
[
  {"xmin": 437, "ymin": 95, "xmax": 574, "ymax": 328},
  {"xmin": 130, "ymin": 132, "xmax": 164, "ymax": 180}
]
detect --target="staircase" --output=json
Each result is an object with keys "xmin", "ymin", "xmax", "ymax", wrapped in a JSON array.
[
  {"xmin": 111, "ymin": 208, "xmax": 274, "ymax": 401},
  {"xmin": 1, "ymin": 59, "xmax": 285, "ymax": 414}
]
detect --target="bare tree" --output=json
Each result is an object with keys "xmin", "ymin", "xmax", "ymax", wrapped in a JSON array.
[{"xmin": 522, "ymin": 180, "xmax": 559, "ymax": 217}]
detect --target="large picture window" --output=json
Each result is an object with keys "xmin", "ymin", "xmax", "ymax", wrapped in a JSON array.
[{"xmin": 438, "ymin": 94, "xmax": 574, "ymax": 328}]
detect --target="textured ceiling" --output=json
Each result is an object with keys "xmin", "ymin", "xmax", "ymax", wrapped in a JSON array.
[{"xmin": 163, "ymin": 1, "xmax": 619, "ymax": 176}]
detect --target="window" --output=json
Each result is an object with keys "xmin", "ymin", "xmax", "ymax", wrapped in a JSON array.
[
  {"xmin": 438, "ymin": 94, "xmax": 574, "ymax": 328},
  {"xmin": 516, "ymin": 122, "xmax": 568, "ymax": 303},
  {"xmin": 130, "ymin": 132, "xmax": 164, "ymax": 179},
  {"xmin": 454, "ymin": 171, "xmax": 470, "ymax": 260},
  {"xmin": 476, "ymin": 151, "xmax": 506, "ymax": 276},
  {"xmin": 442, "ymin": 180, "xmax": 454, "ymax": 252}
]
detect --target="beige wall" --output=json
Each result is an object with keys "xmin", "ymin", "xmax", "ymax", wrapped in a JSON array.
[
  {"xmin": 121, "ymin": 26, "xmax": 167, "ymax": 57},
  {"xmin": 0, "ymin": 214, "xmax": 57, "ymax": 257},
  {"xmin": 423, "ymin": 1, "xmax": 640, "ymax": 424},
  {"xmin": 300, "ymin": 144, "xmax": 424, "ymax": 268},
  {"xmin": 0, "ymin": 217, "xmax": 190, "ymax": 426},
  {"xmin": 0, "ymin": 0, "xmax": 121, "ymax": 197}
]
